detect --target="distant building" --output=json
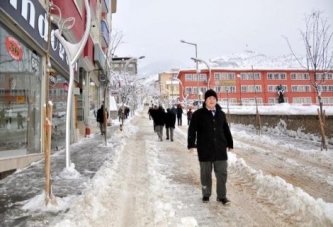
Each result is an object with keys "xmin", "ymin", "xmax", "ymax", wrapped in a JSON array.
[
  {"xmin": 177, "ymin": 68, "xmax": 333, "ymax": 106},
  {"xmin": 111, "ymin": 57, "xmax": 140, "ymax": 75}
]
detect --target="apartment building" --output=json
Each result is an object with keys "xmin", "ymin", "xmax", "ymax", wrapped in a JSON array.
[
  {"xmin": 178, "ymin": 68, "xmax": 333, "ymax": 106},
  {"xmin": 158, "ymin": 70, "xmax": 180, "ymax": 105}
]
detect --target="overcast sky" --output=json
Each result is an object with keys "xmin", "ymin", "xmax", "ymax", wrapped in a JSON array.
[{"xmin": 112, "ymin": 0, "xmax": 333, "ymax": 67}]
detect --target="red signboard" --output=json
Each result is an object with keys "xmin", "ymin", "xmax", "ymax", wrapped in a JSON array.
[{"xmin": 5, "ymin": 36, "xmax": 23, "ymax": 61}]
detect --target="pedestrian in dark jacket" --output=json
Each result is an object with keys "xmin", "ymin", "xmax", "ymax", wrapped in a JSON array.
[
  {"xmin": 125, "ymin": 107, "xmax": 130, "ymax": 119},
  {"xmin": 187, "ymin": 89, "xmax": 233, "ymax": 205},
  {"xmin": 96, "ymin": 105, "xmax": 108, "ymax": 135},
  {"xmin": 171, "ymin": 105, "xmax": 177, "ymax": 115},
  {"xmin": 148, "ymin": 107, "xmax": 153, "ymax": 120},
  {"xmin": 187, "ymin": 108, "xmax": 193, "ymax": 125},
  {"xmin": 154, "ymin": 105, "xmax": 166, "ymax": 141},
  {"xmin": 150, "ymin": 105, "xmax": 158, "ymax": 132},
  {"xmin": 176, "ymin": 104, "xmax": 183, "ymax": 126},
  {"xmin": 165, "ymin": 108, "xmax": 176, "ymax": 141}
]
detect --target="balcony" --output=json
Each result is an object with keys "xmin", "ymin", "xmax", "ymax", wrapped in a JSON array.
[
  {"xmin": 101, "ymin": 0, "xmax": 110, "ymax": 14},
  {"xmin": 94, "ymin": 43, "xmax": 106, "ymax": 72},
  {"xmin": 101, "ymin": 20, "xmax": 109, "ymax": 48}
]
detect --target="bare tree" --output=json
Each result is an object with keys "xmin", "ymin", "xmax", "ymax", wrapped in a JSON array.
[
  {"xmin": 285, "ymin": 10, "xmax": 333, "ymax": 150},
  {"xmin": 109, "ymin": 29, "xmax": 125, "ymax": 58}
]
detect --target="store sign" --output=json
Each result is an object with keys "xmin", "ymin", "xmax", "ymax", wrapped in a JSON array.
[
  {"xmin": 5, "ymin": 36, "xmax": 23, "ymax": 61},
  {"xmin": 0, "ymin": 0, "xmax": 69, "ymax": 73},
  {"xmin": 16, "ymin": 96, "xmax": 25, "ymax": 103}
]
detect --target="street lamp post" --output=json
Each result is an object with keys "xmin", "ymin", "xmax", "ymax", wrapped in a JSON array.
[
  {"xmin": 190, "ymin": 57, "xmax": 211, "ymax": 90},
  {"xmin": 226, "ymin": 87, "xmax": 230, "ymax": 126},
  {"xmin": 180, "ymin": 40, "xmax": 199, "ymax": 105},
  {"xmin": 237, "ymin": 74, "xmax": 242, "ymax": 106},
  {"xmin": 124, "ymin": 56, "xmax": 145, "ymax": 74}
]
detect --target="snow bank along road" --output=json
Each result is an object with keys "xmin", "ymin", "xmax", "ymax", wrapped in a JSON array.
[{"xmin": 52, "ymin": 110, "xmax": 333, "ymax": 227}]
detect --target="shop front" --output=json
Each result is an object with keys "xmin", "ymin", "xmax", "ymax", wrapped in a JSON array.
[
  {"xmin": 0, "ymin": 0, "xmax": 70, "ymax": 176},
  {"xmin": 0, "ymin": 24, "xmax": 42, "ymax": 156}
]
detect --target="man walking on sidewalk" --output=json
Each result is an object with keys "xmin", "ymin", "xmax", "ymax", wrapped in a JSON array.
[
  {"xmin": 96, "ymin": 104, "xmax": 108, "ymax": 135},
  {"xmin": 165, "ymin": 108, "xmax": 176, "ymax": 141},
  {"xmin": 187, "ymin": 89, "xmax": 233, "ymax": 205}
]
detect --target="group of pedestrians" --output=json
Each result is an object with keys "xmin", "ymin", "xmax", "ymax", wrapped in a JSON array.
[
  {"xmin": 118, "ymin": 106, "xmax": 130, "ymax": 122},
  {"xmin": 148, "ymin": 105, "xmax": 176, "ymax": 141},
  {"xmin": 148, "ymin": 104, "xmax": 195, "ymax": 142}
]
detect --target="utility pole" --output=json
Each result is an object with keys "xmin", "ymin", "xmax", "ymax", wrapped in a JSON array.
[
  {"xmin": 44, "ymin": 0, "xmax": 55, "ymax": 205},
  {"xmin": 252, "ymin": 66, "xmax": 261, "ymax": 135}
]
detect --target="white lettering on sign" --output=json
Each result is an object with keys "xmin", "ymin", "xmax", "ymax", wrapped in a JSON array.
[
  {"xmin": 38, "ymin": 13, "xmax": 48, "ymax": 40},
  {"xmin": 22, "ymin": 0, "xmax": 35, "ymax": 28},
  {"xmin": 8, "ymin": 0, "xmax": 69, "ymax": 68}
]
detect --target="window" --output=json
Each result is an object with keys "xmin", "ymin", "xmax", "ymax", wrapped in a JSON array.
[
  {"xmin": 316, "ymin": 73, "xmax": 333, "ymax": 80},
  {"xmin": 329, "ymin": 86, "xmax": 333, "ymax": 92},
  {"xmin": 291, "ymin": 73, "xmax": 310, "ymax": 80},
  {"xmin": 214, "ymin": 73, "xmax": 221, "ymax": 80},
  {"xmin": 220, "ymin": 73, "xmax": 235, "ymax": 80},
  {"xmin": 185, "ymin": 74, "xmax": 192, "ymax": 81},
  {"xmin": 229, "ymin": 86, "xmax": 236, "ymax": 93},
  {"xmin": 292, "ymin": 97, "xmax": 312, "ymax": 104},
  {"xmin": 185, "ymin": 87, "xmax": 192, "ymax": 94},
  {"xmin": 267, "ymin": 73, "xmax": 286, "ymax": 80},
  {"xmin": 291, "ymin": 85, "xmax": 311, "ymax": 92},
  {"xmin": 268, "ymin": 85, "xmax": 275, "ymax": 92},
  {"xmin": 215, "ymin": 86, "xmax": 222, "ymax": 92},
  {"xmin": 240, "ymin": 73, "xmax": 261, "ymax": 80},
  {"xmin": 200, "ymin": 74, "xmax": 207, "ymax": 81},
  {"xmin": 268, "ymin": 85, "xmax": 288, "ymax": 92},
  {"xmin": 246, "ymin": 85, "xmax": 262, "ymax": 92}
]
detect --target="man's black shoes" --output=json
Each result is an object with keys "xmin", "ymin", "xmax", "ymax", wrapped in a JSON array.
[
  {"xmin": 202, "ymin": 197, "xmax": 209, "ymax": 203},
  {"xmin": 217, "ymin": 198, "xmax": 231, "ymax": 205}
]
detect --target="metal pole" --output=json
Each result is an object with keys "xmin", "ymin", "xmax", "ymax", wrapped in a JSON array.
[
  {"xmin": 171, "ymin": 78, "xmax": 173, "ymax": 107},
  {"xmin": 237, "ymin": 74, "xmax": 242, "ymax": 106},
  {"xmin": 180, "ymin": 40, "xmax": 198, "ymax": 106},
  {"xmin": 195, "ymin": 44, "xmax": 199, "ymax": 105}
]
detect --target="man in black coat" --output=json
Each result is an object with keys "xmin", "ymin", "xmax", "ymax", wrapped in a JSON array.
[
  {"xmin": 154, "ymin": 105, "xmax": 166, "ymax": 141},
  {"xmin": 188, "ymin": 89, "xmax": 233, "ymax": 205},
  {"xmin": 165, "ymin": 108, "xmax": 176, "ymax": 141},
  {"xmin": 96, "ymin": 104, "xmax": 108, "ymax": 135}
]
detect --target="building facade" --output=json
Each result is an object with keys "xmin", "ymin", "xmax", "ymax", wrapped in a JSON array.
[
  {"xmin": 178, "ymin": 68, "xmax": 333, "ymax": 106},
  {"xmin": 0, "ymin": 0, "xmax": 116, "ymax": 177},
  {"xmin": 158, "ymin": 71, "xmax": 180, "ymax": 106}
]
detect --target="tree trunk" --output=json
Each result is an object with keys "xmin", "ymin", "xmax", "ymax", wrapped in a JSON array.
[{"xmin": 317, "ymin": 108, "xmax": 327, "ymax": 151}]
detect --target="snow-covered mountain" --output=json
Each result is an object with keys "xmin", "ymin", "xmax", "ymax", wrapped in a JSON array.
[
  {"xmin": 139, "ymin": 59, "xmax": 188, "ymax": 77},
  {"xmin": 208, "ymin": 50, "xmax": 305, "ymax": 69},
  {"xmin": 138, "ymin": 59, "xmax": 189, "ymax": 85},
  {"xmin": 137, "ymin": 51, "xmax": 309, "ymax": 85}
]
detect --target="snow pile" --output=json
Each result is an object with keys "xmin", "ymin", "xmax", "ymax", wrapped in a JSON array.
[
  {"xmin": 229, "ymin": 158, "xmax": 333, "ymax": 226},
  {"xmin": 59, "ymin": 163, "xmax": 80, "ymax": 179},
  {"xmin": 226, "ymin": 103, "xmax": 333, "ymax": 115},
  {"xmin": 21, "ymin": 191, "xmax": 76, "ymax": 213},
  {"xmin": 50, "ymin": 126, "xmax": 138, "ymax": 226}
]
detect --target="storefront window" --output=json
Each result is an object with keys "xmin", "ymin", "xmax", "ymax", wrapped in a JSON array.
[{"xmin": 0, "ymin": 24, "xmax": 42, "ymax": 156}]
